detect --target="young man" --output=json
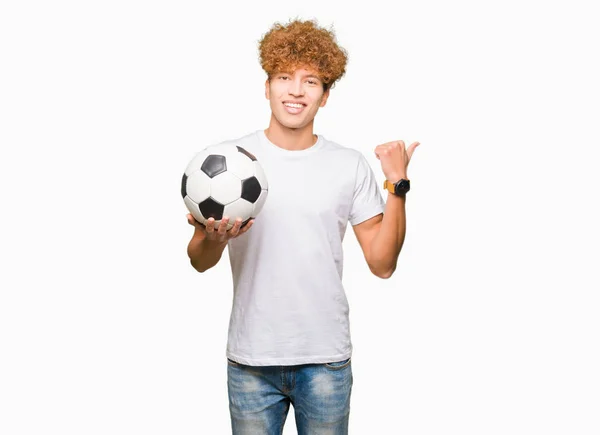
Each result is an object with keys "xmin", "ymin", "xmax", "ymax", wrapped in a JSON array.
[{"xmin": 186, "ymin": 19, "xmax": 419, "ymax": 434}]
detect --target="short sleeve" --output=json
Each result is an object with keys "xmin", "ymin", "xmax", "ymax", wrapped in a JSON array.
[{"xmin": 349, "ymin": 154, "xmax": 386, "ymax": 226}]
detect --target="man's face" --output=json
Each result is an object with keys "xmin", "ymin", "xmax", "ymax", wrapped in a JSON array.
[{"xmin": 265, "ymin": 67, "xmax": 330, "ymax": 130}]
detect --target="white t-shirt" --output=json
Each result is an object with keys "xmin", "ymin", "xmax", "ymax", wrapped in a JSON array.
[{"xmin": 224, "ymin": 130, "xmax": 385, "ymax": 366}]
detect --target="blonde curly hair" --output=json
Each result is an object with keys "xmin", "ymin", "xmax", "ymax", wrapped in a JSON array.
[{"xmin": 258, "ymin": 18, "xmax": 348, "ymax": 91}]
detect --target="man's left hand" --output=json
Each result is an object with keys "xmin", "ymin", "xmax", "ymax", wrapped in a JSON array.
[{"xmin": 374, "ymin": 140, "xmax": 420, "ymax": 182}]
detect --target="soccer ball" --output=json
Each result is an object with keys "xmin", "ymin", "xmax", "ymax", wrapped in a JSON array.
[{"xmin": 181, "ymin": 143, "xmax": 268, "ymax": 230}]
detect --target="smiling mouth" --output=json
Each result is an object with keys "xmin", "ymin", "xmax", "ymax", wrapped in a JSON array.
[{"xmin": 283, "ymin": 102, "xmax": 306, "ymax": 114}]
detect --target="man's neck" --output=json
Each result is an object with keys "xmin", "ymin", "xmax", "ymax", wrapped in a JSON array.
[{"xmin": 264, "ymin": 118, "xmax": 317, "ymax": 151}]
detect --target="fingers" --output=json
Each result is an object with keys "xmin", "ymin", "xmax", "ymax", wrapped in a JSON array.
[
  {"xmin": 196, "ymin": 216, "xmax": 254, "ymax": 241},
  {"xmin": 211, "ymin": 217, "xmax": 231, "ymax": 242},
  {"xmin": 217, "ymin": 217, "xmax": 230, "ymax": 235},
  {"xmin": 203, "ymin": 217, "xmax": 216, "ymax": 239},
  {"xmin": 227, "ymin": 218, "xmax": 243, "ymax": 238},
  {"xmin": 375, "ymin": 141, "xmax": 400, "ymax": 159},
  {"xmin": 238, "ymin": 219, "xmax": 254, "ymax": 235},
  {"xmin": 226, "ymin": 218, "xmax": 255, "ymax": 239},
  {"xmin": 375, "ymin": 140, "xmax": 420, "ymax": 159},
  {"xmin": 204, "ymin": 217, "xmax": 227, "ymax": 242},
  {"xmin": 205, "ymin": 217, "xmax": 216, "ymax": 231}
]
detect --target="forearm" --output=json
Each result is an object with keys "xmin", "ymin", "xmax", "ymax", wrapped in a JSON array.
[
  {"xmin": 187, "ymin": 230, "xmax": 228, "ymax": 273},
  {"xmin": 369, "ymin": 193, "xmax": 406, "ymax": 278}
]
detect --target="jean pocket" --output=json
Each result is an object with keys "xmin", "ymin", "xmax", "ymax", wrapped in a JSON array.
[{"xmin": 324, "ymin": 358, "xmax": 351, "ymax": 370}]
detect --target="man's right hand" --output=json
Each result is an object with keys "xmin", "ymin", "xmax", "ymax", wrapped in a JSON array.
[{"xmin": 187, "ymin": 214, "xmax": 254, "ymax": 244}]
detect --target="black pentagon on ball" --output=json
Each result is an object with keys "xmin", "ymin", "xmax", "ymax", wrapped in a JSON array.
[
  {"xmin": 241, "ymin": 176, "xmax": 262, "ymax": 203},
  {"xmin": 201, "ymin": 155, "xmax": 227, "ymax": 178},
  {"xmin": 181, "ymin": 173, "xmax": 187, "ymax": 198},
  {"xmin": 237, "ymin": 146, "xmax": 257, "ymax": 161},
  {"xmin": 199, "ymin": 197, "xmax": 225, "ymax": 220}
]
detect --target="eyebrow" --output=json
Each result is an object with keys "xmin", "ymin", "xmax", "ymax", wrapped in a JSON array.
[
  {"xmin": 298, "ymin": 73, "xmax": 322, "ymax": 82},
  {"xmin": 276, "ymin": 71, "xmax": 322, "ymax": 81}
]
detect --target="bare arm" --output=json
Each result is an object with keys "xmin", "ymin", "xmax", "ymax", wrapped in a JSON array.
[
  {"xmin": 353, "ymin": 139, "xmax": 420, "ymax": 279},
  {"xmin": 353, "ymin": 193, "xmax": 406, "ymax": 279},
  {"xmin": 186, "ymin": 215, "xmax": 254, "ymax": 273}
]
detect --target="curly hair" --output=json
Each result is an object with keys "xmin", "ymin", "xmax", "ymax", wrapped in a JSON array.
[{"xmin": 258, "ymin": 18, "xmax": 348, "ymax": 91}]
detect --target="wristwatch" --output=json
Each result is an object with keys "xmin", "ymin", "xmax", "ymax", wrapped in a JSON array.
[{"xmin": 383, "ymin": 178, "xmax": 410, "ymax": 196}]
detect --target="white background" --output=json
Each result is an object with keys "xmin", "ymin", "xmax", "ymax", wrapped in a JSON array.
[{"xmin": 1, "ymin": 0, "xmax": 598, "ymax": 434}]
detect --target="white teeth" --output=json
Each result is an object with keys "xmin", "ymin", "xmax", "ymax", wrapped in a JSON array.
[{"xmin": 284, "ymin": 103, "xmax": 303, "ymax": 108}]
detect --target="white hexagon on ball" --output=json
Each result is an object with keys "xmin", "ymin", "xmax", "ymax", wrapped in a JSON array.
[
  {"xmin": 210, "ymin": 171, "xmax": 242, "ymax": 205},
  {"xmin": 222, "ymin": 199, "xmax": 254, "ymax": 229},
  {"xmin": 185, "ymin": 170, "xmax": 211, "ymax": 203},
  {"xmin": 225, "ymin": 152, "xmax": 255, "ymax": 180}
]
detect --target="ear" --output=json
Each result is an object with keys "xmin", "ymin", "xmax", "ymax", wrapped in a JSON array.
[
  {"xmin": 265, "ymin": 79, "xmax": 270, "ymax": 100},
  {"xmin": 319, "ymin": 88, "xmax": 330, "ymax": 108}
]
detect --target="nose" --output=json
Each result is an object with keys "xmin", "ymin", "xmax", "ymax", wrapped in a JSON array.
[{"xmin": 288, "ymin": 78, "xmax": 305, "ymax": 97}]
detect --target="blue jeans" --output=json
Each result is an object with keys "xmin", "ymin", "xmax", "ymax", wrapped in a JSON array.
[{"xmin": 227, "ymin": 357, "xmax": 353, "ymax": 434}]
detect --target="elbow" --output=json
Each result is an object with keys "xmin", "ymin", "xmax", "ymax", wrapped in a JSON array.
[
  {"xmin": 374, "ymin": 269, "xmax": 395, "ymax": 279},
  {"xmin": 369, "ymin": 262, "xmax": 396, "ymax": 279},
  {"xmin": 190, "ymin": 258, "xmax": 208, "ymax": 273}
]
